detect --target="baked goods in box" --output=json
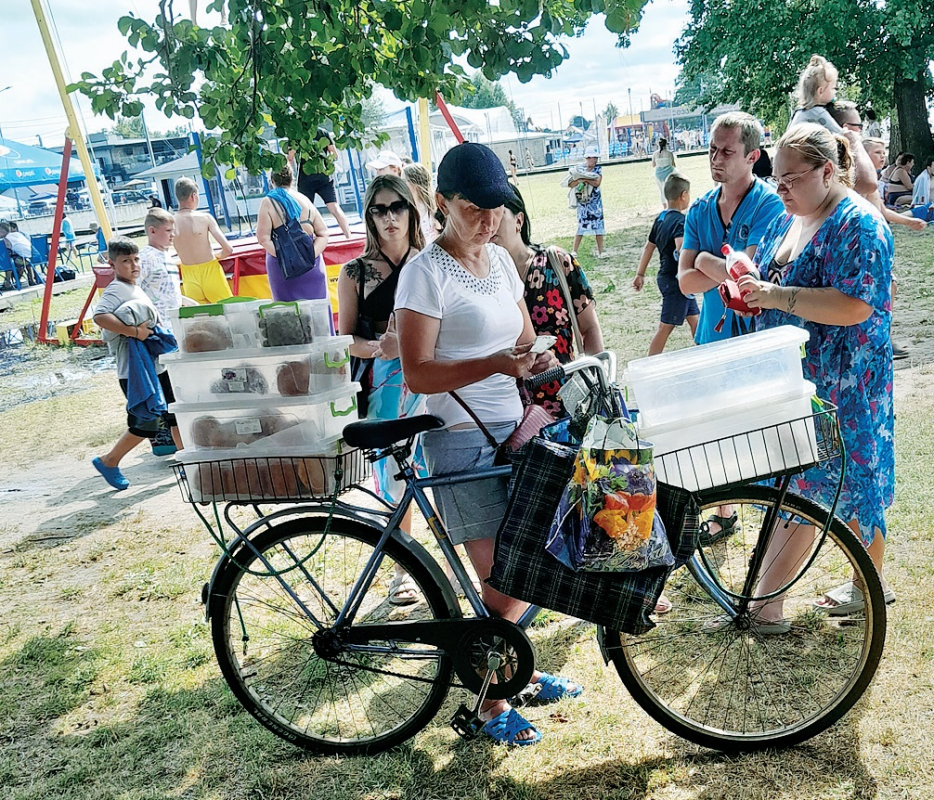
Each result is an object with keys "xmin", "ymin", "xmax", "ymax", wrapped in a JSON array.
[
  {"xmin": 210, "ymin": 366, "xmax": 269, "ymax": 395},
  {"xmin": 189, "ymin": 414, "xmax": 296, "ymax": 448},
  {"xmin": 276, "ymin": 360, "xmax": 312, "ymax": 396},
  {"xmin": 258, "ymin": 302, "xmax": 313, "ymax": 347},
  {"xmin": 183, "ymin": 318, "xmax": 233, "ymax": 352},
  {"xmin": 191, "ymin": 456, "xmax": 330, "ymax": 500}
]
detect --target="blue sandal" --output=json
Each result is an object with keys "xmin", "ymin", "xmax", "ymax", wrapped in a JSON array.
[
  {"xmin": 528, "ymin": 672, "xmax": 583, "ymax": 705},
  {"xmin": 481, "ymin": 708, "xmax": 541, "ymax": 746},
  {"xmin": 92, "ymin": 457, "xmax": 129, "ymax": 490}
]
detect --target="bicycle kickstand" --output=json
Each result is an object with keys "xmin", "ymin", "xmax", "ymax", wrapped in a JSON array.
[{"xmin": 450, "ymin": 653, "xmax": 503, "ymax": 740}]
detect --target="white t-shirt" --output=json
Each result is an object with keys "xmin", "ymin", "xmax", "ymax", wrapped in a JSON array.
[
  {"xmin": 138, "ymin": 244, "xmax": 183, "ymax": 321},
  {"xmin": 395, "ymin": 242, "xmax": 525, "ymax": 429},
  {"xmin": 94, "ymin": 279, "xmax": 161, "ymax": 379},
  {"xmin": 912, "ymin": 169, "xmax": 931, "ymax": 206}
]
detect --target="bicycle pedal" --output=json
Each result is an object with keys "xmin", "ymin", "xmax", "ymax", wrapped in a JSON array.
[
  {"xmin": 509, "ymin": 681, "xmax": 543, "ymax": 708},
  {"xmin": 450, "ymin": 704, "xmax": 484, "ymax": 740}
]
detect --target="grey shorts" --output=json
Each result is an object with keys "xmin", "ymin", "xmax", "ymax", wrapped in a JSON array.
[{"xmin": 421, "ymin": 422, "xmax": 516, "ymax": 546}]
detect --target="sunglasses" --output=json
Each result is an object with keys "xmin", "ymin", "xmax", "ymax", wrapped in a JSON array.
[{"xmin": 368, "ymin": 200, "xmax": 410, "ymax": 218}]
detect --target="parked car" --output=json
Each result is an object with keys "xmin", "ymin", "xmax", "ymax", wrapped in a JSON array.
[
  {"xmin": 27, "ymin": 199, "xmax": 56, "ymax": 216},
  {"xmin": 112, "ymin": 190, "xmax": 150, "ymax": 205}
]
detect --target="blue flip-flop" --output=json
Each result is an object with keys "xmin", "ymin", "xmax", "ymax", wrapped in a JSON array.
[
  {"xmin": 527, "ymin": 672, "xmax": 583, "ymax": 705},
  {"xmin": 481, "ymin": 708, "xmax": 541, "ymax": 746},
  {"xmin": 92, "ymin": 457, "xmax": 129, "ymax": 490}
]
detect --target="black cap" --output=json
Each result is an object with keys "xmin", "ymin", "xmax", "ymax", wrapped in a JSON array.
[{"xmin": 436, "ymin": 142, "xmax": 514, "ymax": 209}]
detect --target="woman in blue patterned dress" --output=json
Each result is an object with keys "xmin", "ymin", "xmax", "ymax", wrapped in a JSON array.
[
  {"xmin": 737, "ymin": 123, "xmax": 895, "ymax": 623},
  {"xmin": 572, "ymin": 147, "xmax": 607, "ymax": 259}
]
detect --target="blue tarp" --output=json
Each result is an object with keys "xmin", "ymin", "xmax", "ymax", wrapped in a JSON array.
[{"xmin": 0, "ymin": 137, "xmax": 96, "ymax": 192}]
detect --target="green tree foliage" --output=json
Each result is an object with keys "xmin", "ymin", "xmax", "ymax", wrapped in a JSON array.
[
  {"xmin": 70, "ymin": 0, "xmax": 650, "ymax": 175},
  {"xmin": 110, "ymin": 114, "xmax": 189, "ymax": 141},
  {"xmin": 604, "ymin": 102, "xmax": 620, "ymax": 123},
  {"xmin": 112, "ymin": 114, "xmax": 145, "ymax": 139},
  {"xmin": 675, "ymin": 0, "xmax": 934, "ymax": 160}
]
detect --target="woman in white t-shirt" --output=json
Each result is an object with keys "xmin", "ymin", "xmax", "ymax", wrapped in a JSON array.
[{"xmin": 395, "ymin": 143, "xmax": 581, "ymax": 747}]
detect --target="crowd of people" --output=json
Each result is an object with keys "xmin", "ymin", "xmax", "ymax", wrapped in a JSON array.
[{"xmin": 78, "ymin": 48, "xmax": 923, "ymax": 746}]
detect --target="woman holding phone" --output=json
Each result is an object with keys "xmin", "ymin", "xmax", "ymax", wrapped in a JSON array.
[{"xmin": 396, "ymin": 143, "xmax": 578, "ymax": 746}]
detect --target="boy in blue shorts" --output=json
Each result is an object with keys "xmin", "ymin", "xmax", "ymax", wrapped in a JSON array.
[
  {"xmin": 91, "ymin": 238, "xmax": 181, "ymax": 490},
  {"xmin": 633, "ymin": 172, "xmax": 698, "ymax": 355}
]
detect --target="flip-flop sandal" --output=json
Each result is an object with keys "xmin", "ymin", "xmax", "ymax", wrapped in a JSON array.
[
  {"xmin": 654, "ymin": 594, "xmax": 673, "ymax": 615},
  {"xmin": 816, "ymin": 582, "xmax": 897, "ymax": 616},
  {"xmin": 481, "ymin": 708, "xmax": 541, "ymax": 746},
  {"xmin": 524, "ymin": 672, "xmax": 583, "ymax": 705},
  {"xmin": 388, "ymin": 574, "xmax": 420, "ymax": 606},
  {"xmin": 703, "ymin": 614, "xmax": 791, "ymax": 635},
  {"xmin": 92, "ymin": 457, "xmax": 129, "ymax": 490}
]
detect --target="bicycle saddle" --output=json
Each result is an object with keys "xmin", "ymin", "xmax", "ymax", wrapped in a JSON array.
[{"xmin": 342, "ymin": 414, "xmax": 445, "ymax": 449}]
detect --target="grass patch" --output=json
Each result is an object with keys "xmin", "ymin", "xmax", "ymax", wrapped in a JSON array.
[{"xmin": 0, "ymin": 156, "xmax": 932, "ymax": 798}]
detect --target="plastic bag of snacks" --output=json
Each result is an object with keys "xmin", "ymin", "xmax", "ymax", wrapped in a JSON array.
[{"xmin": 546, "ymin": 416, "xmax": 673, "ymax": 573}]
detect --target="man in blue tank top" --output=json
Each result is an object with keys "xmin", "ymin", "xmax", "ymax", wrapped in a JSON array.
[{"xmin": 678, "ymin": 112, "xmax": 784, "ymax": 344}]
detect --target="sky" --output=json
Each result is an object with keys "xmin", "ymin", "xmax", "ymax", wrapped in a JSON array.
[{"xmin": 0, "ymin": 0, "xmax": 690, "ymax": 149}]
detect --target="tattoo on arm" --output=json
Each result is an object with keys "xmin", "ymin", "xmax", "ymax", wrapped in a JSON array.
[
  {"xmin": 343, "ymin": 259, "xmax": 383, "ymax": 285},
  {"xmin": 786, "ymin": 287, "xmax": 801, "ymax": 315}
]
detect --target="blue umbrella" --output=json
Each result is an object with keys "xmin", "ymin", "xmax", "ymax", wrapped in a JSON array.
[{"xmin": 0, "ymin": 136, "xmax": 96, "ymax": 192}]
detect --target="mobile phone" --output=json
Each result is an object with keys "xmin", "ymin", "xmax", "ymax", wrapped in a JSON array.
[{"xmin": 530, "ymin": 335, "xmax": 557, "ymax": 354}]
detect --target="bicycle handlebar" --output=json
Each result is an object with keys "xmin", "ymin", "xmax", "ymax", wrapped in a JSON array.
[{"xmin": 525, "ymin": 364, "xmax": 565, "ymax": 390}]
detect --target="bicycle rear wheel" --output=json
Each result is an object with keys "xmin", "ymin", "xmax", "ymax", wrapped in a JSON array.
[
  {"xmin": 209, "ymin": 516, "xmax": 455, "ymax": 755},
  {"xmin": 604, "ymin": 486, "xmax": 886, "ymax": 751}
]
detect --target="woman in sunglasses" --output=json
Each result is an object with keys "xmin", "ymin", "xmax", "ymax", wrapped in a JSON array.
[{"xmin": 338, "ymin": 175, "xmax": 426, "ymax": 605}]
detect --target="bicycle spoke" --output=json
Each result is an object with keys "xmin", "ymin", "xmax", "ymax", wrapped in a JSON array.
[{"xmin": 606, "ymin": 487, "xmax": 886, "ymax": 750}]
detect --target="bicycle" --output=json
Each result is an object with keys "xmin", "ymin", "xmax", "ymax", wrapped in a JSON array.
[{"xmin": 174, "ymin": 352, "xmax": 886, "ymax": 754}]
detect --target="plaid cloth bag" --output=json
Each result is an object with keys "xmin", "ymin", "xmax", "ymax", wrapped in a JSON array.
[{"xmin": 488, "ymin": 436, "xmax": 700, "ymax": 635}]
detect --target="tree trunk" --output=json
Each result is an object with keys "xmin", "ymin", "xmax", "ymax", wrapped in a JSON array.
[{"xmin": 892, "ymin": 70, "xmax": 934, "ymax": 164}]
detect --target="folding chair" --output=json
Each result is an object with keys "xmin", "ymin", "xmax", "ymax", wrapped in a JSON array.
[
  {"xmin": 0, "ymin": 242, "xmax": 22, "ymax": 292},
  {"xmin": 76, "ymin": 228, "xmax": 107, "ymax": 270},
  {"xmin": 30, "ymin": 234, "xmax": 49, "ymax": 284}
]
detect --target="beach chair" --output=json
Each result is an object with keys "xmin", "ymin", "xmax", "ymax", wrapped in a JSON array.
[
  {"xmin": 0, "ymin": 242, "xmax": 22, "ymax": 292},
  {"xmin": 30, "ymin": 234, "xmax": 50, "ymax": 283},
  {"xmin": 76, "ymin": 228, "xmax": 107, "ymax": 269}
]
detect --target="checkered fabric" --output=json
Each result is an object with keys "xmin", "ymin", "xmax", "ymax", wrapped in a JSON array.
[{"xmin": 488, "ymin": 436, "xmax": 700, "ymax": 635}]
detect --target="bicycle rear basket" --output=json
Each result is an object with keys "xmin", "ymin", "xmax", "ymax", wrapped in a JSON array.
[
  {"xmin": 652, "ymin": 406, "xmax": 841, "ymax": 492},
  {"xmin": 173, "ymin": 447, "xmax": 370, "ymax": 504}
]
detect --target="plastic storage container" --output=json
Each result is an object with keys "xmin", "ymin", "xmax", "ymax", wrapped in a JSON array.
[
  {"xmin": 257, "ymin": 300, "xmax": 332, "ymax": 347},
  {"xmin": 175, "ymin": 438, "xmax": 371, "ymax": 503},
  {"xmin": 161, "ymin": 336, "xmax": 352, "ymax": 403},
  {"xmin": 171, "ymin": 384, "xmax": 360, "ymax": 454},
  {"xmin": 641, "ymin": 382, "xmax": 818, "ymax": 491},
  {"xmin": 624, "ymin": 325, "xmax": 810, "ymax": 430},
  {"xmin": 169, "ymin": 299, "xmax": 263, "ymax": 354}
]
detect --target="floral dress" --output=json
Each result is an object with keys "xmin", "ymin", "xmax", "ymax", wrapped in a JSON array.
[
  {"xmin": 523, "ymin": 245, "xmax": 595, "ymax": 415},
  {"xmin": 576, "ymin": 165, "xmax": 605, "ymax": 236},
  {"xmin": 754, "ymin": 194, "xmax": 894, "ymax": 546}
]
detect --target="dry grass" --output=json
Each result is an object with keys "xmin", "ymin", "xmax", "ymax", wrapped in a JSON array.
[{"xmin": 1, "ymin": 159, "xmax": 933, "ymax": 799}]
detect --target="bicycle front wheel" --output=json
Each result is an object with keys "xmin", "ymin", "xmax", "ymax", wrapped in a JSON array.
[
  {"xmin": 209, "ymin": 516, "xmax": 455, "ymax": 755},
  {"xmin": 605, "ymin": 486, "xmax": 886, "ymax": 751}
]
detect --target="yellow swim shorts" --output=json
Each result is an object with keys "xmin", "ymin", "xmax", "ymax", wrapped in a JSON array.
[{"xmin": 180, "ymin": 258, "xmax": 233, "ymax": 304}]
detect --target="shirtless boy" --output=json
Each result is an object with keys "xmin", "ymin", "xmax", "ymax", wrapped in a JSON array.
[{"xmin": 172, "ymin": 177, "xmax": 234, "ymax": 303}]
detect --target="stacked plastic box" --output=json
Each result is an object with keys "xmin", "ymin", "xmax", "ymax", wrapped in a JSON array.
[
  {"xmin": 623, "ymin": 326, "xmax": 820, "ymax": 491},
  {"xmin": 163, "ymin": 298, "xmax": 365, "ymax": 502}
]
